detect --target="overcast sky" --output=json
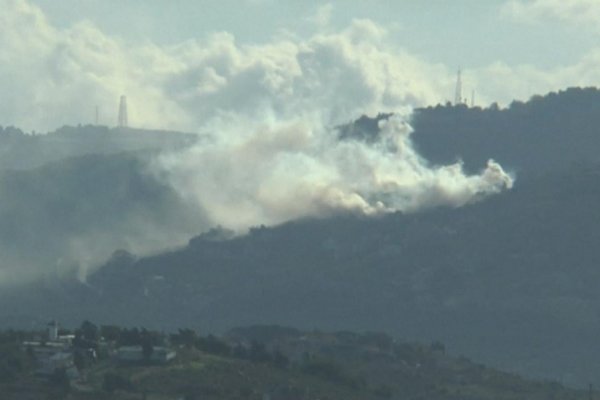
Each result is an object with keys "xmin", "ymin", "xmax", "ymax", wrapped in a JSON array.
[
  {"xmin": 3, "ymin": 0, "xmax": 600, "ymax": 132},
  {"xmin": 28, "ymin": 0, "xmax": 598, "ymax": 68}
]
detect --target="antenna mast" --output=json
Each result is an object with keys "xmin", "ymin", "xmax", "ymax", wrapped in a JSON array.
[
  {"xmin": 118, "ymin": 95, "xmax": 128, "ymax": 128},
  {"xmin": 454, "ymin": 68, "xmax": 462, "ymax": 105}
]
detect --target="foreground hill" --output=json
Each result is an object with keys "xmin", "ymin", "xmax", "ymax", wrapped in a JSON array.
[
  {"xmin": 0, "ymin": 324, "xmax": 587, "ymax": 400},
  {"xmin": 4, "ymin": 88, "xmax": 600, "ymax": 387},
  {"xmin": 4, "ymin": 162, "xmax": 596, "ymax": 386},
  {"xmin": 0, "ymin": 125, "xmax": 197, "ymax": 170}
]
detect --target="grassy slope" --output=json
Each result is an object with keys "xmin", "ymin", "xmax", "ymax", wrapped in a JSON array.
[
  {"xmin": 2, "ymin": 337, "xmax": 586, "ymax": 400},
  {"xmin": 84, "ymin": 348, "xmax": 586, "ymax": 400}
]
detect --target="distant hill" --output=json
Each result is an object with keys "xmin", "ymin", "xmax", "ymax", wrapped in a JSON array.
[
  {"xmin": 4, "ymin": 162, "xmax": 598, "ymax": 386},
  {"xmin": 5, "ymin": 88, "xmax": 600, "ymax": 387},
  {"xmin": 0, "ymin": 152, "xmax": 207, "ymax": 287},
  {"xmin": 0, "ymin": 124, "xmax": 198, "ymax": 170},
  {"xmin": 0, "ymin": 124, "xmax": 205, "ymax": 287},
  {"xmin": 0, "ymin": 323, "xmax": 587, "ymax": 400}
]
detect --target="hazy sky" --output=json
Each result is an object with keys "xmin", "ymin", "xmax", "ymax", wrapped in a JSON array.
[
  {"xmin": 29, "ymin": 0, "xmax": 595, "ymax": 68},
  {"xmin": 3, "ymin": 0, "xmax": 600, "ymax": 131}
]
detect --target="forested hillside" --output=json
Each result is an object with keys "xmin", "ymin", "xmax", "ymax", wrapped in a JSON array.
[
  {"xmin": 0, "ymin": 323, "xmax": 587, "ymax": 400},
  {"xmin": 341, "ymin": 87, "xmax": 600, "ymax": 176},
  {"xmin": 0, "ymin": 152, "xmax": 206, "ymax": 285},
  {"xmin": 3, "ymin": 88, "xmax": 600, "ymax": 386}
]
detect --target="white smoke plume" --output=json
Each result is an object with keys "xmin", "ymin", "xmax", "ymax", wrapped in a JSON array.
[
  {"xmin": 156, "ymin": 113, "xmax": 512, "ymax": 231},
  {"xmin": 143, "ymin": 12, "xmax": 513, "ymax": 229},
  {"xmin": 0, "ymin": 0, "xmax": 515, "ymax": 286}
]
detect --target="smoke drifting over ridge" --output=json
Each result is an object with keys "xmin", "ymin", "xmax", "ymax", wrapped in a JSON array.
[
  {"xmin": 156, "ymin": 115, "xmax": 512, "ymax": 231},
  {"xmin": 0, "ymin": 0, "xmax": 514, "ymax": 286}
]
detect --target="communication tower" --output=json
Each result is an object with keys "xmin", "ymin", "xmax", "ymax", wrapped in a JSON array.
[
  {"xmin": 454, "ymin": 69, "xmax": 462, "ymax": 105},
  {"xmin": 118, "ymin": 95, "xmax": 128, "ymax": 128}
]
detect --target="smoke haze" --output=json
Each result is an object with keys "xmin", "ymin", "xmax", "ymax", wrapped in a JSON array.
[
  {"xmin": 156, "ymin": 115, "xmax": 512, "ymax": 231},
  {"xmin": 0, "ymin": 0, "xmax": 514, "ymax": 286}
]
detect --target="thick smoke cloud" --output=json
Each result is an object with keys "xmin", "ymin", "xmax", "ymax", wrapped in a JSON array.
[
  {"xmin": 156, "ymin": 113, "xmax": 512, "ymax": 230},
  {"xmin": 0, "ymin": 0, "xmax": 515, "ymax": 286},
  {"xmin": 143, "ymin": 12, "xmax": 513, "ymax": 228}
]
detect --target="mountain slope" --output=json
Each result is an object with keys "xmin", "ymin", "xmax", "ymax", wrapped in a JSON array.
[
  {"xmin": 5, "ymin": 88, "xmax": 600, "ymax": 387},
  {"xmin": 412, "ymin": 88, "xmax": 600, "ymax": 175},
  {"xmin": 0, "ymin": 325, "xmax": 587, "ymax": 400},
  {"xmin": 0, "ymin": 152, "xmax": 207, "ymax": 286},
  {"xmin": 0, "ymin": 125, "xmax": 197, "ymax": 170},
  {"xmin": 40, "ymin": 163, "xmax": 596, "ymax": 386},
  {"xmin": 340, "ymin": 87, "xmax": 600, "ymax": 177}
]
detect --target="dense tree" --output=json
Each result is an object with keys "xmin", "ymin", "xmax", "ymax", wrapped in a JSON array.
[
  {"xmin": 100, "ymin": 325, "xmax": 121, "ymax": 342},
  {"xmin": 196, "ymin": 334, "xmax": 231, "ymax": 356},
  {"xmin": 48, "ymin": 367, "xmax": 70, "ymax": 394},
  {"xmin": 103, "ymin": 372, "xmax": 134, "ymax": 393},
  {"xmin": 80, "ymin": 320, "xmax": 99, "ymax": 342},
  {"xmin": 0, "ymin": 343, "xmax": 31, "ymax": 383},
  {"xmin": 170, "ymin": 328, "xmax": 197, "ymax": 348}
]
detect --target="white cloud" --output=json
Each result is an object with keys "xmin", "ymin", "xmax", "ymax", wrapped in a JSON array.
[
  {"xmin": 0, "ymin": 0, "xmax": 453, "ymax": 132},
  {"xmin": 461, "ymin": 49, "xmax": 600, "ymax": 107},
  {"xmin": 501, "ymin": 0, "xmax": 600, "ymax": 31},
  {"xmin": 4, "ymin": 0, "xmax": 599, "ymax": 131},
  {"xmin": 309, "ymin": 3, "xmax": 334, "ymax": 28}
]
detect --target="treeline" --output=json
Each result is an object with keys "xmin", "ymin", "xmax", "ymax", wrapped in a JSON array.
[
  {"xmin": 0, "ymin": 331, "xmax": 34, "ymax": 383},
  {"xmin": 28, "ymin": 321, "xmax": 292, "ymax": 370},
  {"xmin": 0, "ymin": 321, "xmax": 398, "ymax": 392},
  {"xmin": 170, "ymin": 328, "xmax": 291, "ymax": 369},
  {"xmin": 413, "ymin": 87, "xmax": 600, "ymax": 176},
  {"xmin": 339, "ymin": 86, "xmax": 600, "ymax": 177},
  {"xmin": 1, "ymin": 322, "xmax": 586, "ymax": 400},
  {"xmin": 71, "ymin": 321, "xmax": 163, "ymax": 351}
]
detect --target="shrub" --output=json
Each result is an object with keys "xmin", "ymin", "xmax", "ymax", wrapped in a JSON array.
[{"xmin": 103, "ymin": 372, "xmax": 134, "ymax": 393}]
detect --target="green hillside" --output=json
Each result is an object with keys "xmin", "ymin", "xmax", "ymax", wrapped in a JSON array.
[
  {"xmin": 0, "ymin": 151, "xmax": 207, "ymax": 287},
  {"xmin": 0, "ymin": 324, "xmax": 587, "ymax": 400}
]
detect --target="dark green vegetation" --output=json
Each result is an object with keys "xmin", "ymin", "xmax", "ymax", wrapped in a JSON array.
[
  {"xmin": 2, "ymin": 88, "xmax": 600, "ymax": 386},
  {"xmin": 0, "ymin": 125, "xmax": 210, "ymax": 290},
  {"xmin": 0, "ymin": 152, "xmax": 207, "ymax": 289},
  {"xmin": 68, "ymin": 163, "xmax": 600, "ymax": 386},
  {"xmin": 341, "ymin": 87, "xmax": 600, "ymax": 177},
  {"xmin": 0, "ymin": 125, "xmax": 204, "ymax": 288},
  {"xmin": 0, "ymin": 324, "xmax": 588, "ymax": 400},
  {"xmin": 413, "ymin": 87, "xmax": 600, "ymax": 176}
]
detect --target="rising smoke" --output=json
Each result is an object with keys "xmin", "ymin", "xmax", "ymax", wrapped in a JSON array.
[
  {"xmin": 156, "ymin": 113, "xmax": 512, "ymax": 231},
  {"xmin": 148, "ymin": 15, "xmax": 513, "ymax": 229},
  {"xmin": 0, "ymin": 0, "xmax": 514, "ymax": 286}
]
